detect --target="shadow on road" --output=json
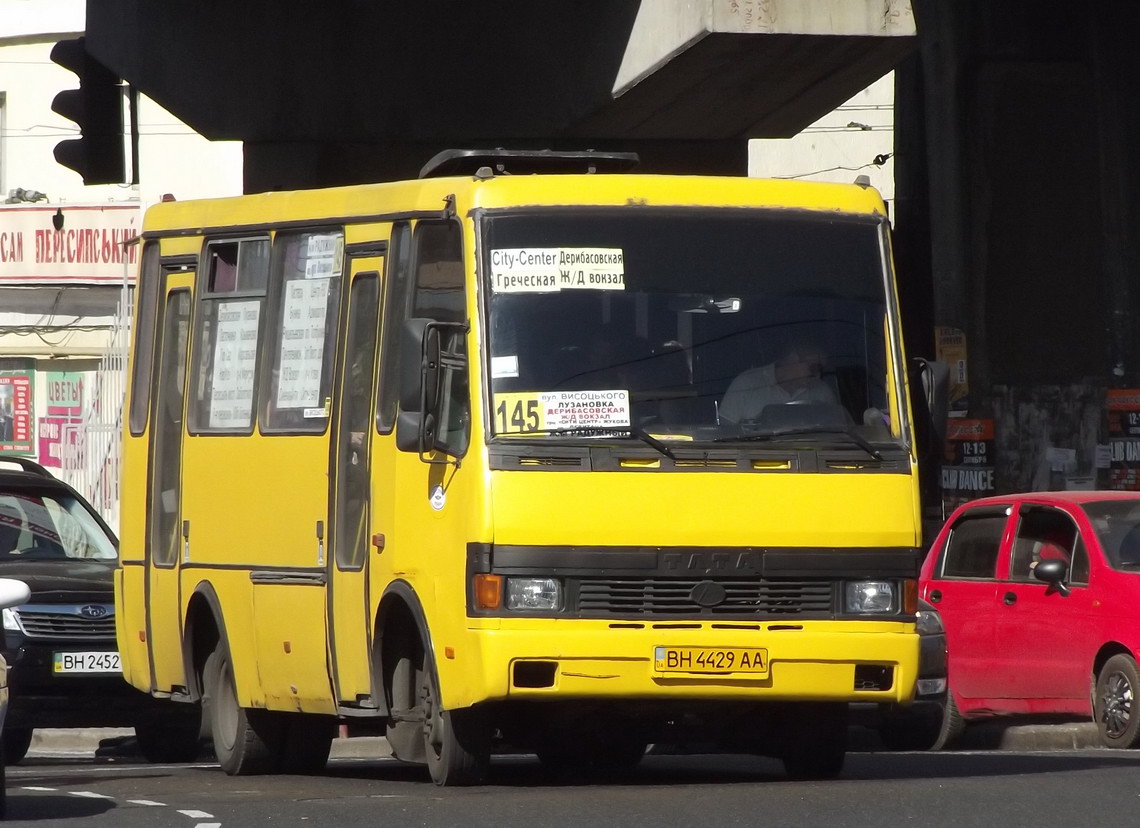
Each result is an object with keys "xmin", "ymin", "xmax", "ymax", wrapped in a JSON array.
[{"xmin": 319, "ymin": 748, "xmax": 1140, "ymax": 789}]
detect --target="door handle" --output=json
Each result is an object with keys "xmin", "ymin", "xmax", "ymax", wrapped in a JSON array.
[
  {"xmin": 1003, "ymin": 591, "xmax": 1017, "ymax": 605},
  {"xmin": 928, "ymin": 590, "xmax": 942, "ymax": 603}
]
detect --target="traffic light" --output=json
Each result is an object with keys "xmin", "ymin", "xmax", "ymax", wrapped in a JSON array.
[{"xmin": 50, "ymin": 37, "xmax": 126, "ymax": 185}]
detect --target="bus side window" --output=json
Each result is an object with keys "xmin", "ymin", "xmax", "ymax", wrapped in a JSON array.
[
  {"xmin": 411, "ymin": 221, "xmax": 469, "ymax": 456},
  {"xmin": 377, "ymin": 222, "xmax": 413, "ymax": 433},
  {"xmin": 261, "ymin": 230, "xmax": 345, "ymax": 433},
  {"xmin": 128, "ymin": 243, "xmax": 162, "ymax": 436},
  {"xmin": 188, "ymin": 237, "xmax": 269, "ymax": 433}
]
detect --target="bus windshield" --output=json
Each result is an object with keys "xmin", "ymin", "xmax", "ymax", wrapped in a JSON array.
[{"xmin": 481, "ymin": 207, "xmax": 904, "ymax": 447}]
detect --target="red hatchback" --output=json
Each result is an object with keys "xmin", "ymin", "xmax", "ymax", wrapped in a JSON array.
[{"xmin": 921, "ymin": 491, "xmax": 1140, "ymax": 748}]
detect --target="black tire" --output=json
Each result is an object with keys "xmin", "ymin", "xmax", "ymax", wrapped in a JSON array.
[
  {"xmin": 135, "ymin": 711, "xmax": 204, "ymax": 763},
  {"xmin": 1, "ymin": 738, "xmax": 7, "ymax": 820},
  {"xmin": 933, "ymin": 692, "xmax": 966, "ymax": 750},
  {"xmin": 2, "ymin": 727, "xmax": 32, "ymax": 765},
  {"xmin": 878, "ymin": 709, "xmax": 943, "ymax": 752},
  {"xmin": 1095, "ymin": 653, "xmax": 1140, "ymax": 748},
  {"xmin": 781, "ymin": 703, "xmax": 847, "ymax": 780},
  {"xmin": 420, "ymin": 650, "xmax": 490, "ymax": 786},
  {"xmin": 280, "ymin": 714, "xmax": 336, "ymax": 775},
  {"xmin": 203, "ymin": 643, "xmax": 285, "ymax": 774}
]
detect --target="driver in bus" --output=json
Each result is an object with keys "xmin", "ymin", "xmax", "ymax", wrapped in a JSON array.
[{"xmin": 719, "ymin": 337, "xmax": 836, "ymax": 424}]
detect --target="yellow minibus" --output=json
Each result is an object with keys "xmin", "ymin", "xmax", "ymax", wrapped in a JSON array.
[{"xmin": 116, "ymin": 150, "xmax": 928, "ymax": 785}]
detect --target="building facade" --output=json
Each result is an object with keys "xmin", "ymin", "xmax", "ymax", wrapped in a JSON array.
[{"xmin": 0, "ymin": 0, "xmax": 242, "ymax": 528}]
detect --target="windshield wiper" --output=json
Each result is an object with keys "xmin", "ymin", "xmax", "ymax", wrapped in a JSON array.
[
  {"xmin": 496, "ymin": 425, "xmax": 677, "ymax": 461},
  {"xmin": 714, "ymin": 426, "xmax": 884, "ymax": 460}
]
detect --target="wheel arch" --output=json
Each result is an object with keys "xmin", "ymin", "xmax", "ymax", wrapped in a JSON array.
[
  {"xmin": 181, "ymin": 580, "xmax": 230, "ymax": 703},
  {"xmin": 1093, "ymin": 642, "xmax": 1135, "ymax": 687},
  {"xmin": 372, "ymin": 580, "xmax": 437, "ymax": 717}
]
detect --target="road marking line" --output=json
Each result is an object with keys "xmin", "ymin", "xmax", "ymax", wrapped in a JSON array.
[
  {"xmin": 21, "ymin": 786, "xmax": 56, "ymax": 791},
  {"xmin": 71, "ymin": 791, "xmax": 115, "ymax": 799},
  {"xmin": 128, "ymin": 799, "xmax": 167, "ymax": 806},
  {"xmin": 195, "ymin": 824, "xmax": 221, "ymax": 828},
  {"xmin": 179, "ymin": 810, "xmax": 215, "ymax": 819}
]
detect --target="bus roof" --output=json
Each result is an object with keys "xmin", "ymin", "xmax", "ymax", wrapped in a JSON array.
[{"xmin": 141, "ymin": 173, "xmax": 888, "ymax": 236}]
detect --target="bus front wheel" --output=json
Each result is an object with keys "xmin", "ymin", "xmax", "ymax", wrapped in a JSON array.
[
  {"xmin": 419, "ymin": 651, "xmax": 490, "ymax": 786},
  {"xmin": 780, "ymin": 703, "xmax": 848, "ymax": 780}
]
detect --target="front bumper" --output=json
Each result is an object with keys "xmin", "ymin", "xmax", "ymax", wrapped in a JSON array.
[{"xmin": 447, "ymin": 619, "xmax": 920, "ymax": 709}]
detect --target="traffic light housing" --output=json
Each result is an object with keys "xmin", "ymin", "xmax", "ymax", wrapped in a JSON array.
[{"xmin": 50, "ymin": 37, "xmax": 126, "ymax": 185}]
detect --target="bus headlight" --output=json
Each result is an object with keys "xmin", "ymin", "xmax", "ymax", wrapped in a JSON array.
[
  {"xmin": 844, "ymin": 581, "xmax": 895, "ymax": 613},
  {"xmin": 505, "ymin": 578, "xmax": 563, "ymax": 611},
  {"xmin": 3, "ymin": 608, "xmax": 20, "ymax": 631}
]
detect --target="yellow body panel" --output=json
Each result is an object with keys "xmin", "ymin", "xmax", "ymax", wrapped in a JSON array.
[
  {"xmin": 489, "ymin": 468, "xmax": 919, "ymax": 548},
  {"xmin": 118, "ymin": 171, "xmax": 921, "ymax": 729}
]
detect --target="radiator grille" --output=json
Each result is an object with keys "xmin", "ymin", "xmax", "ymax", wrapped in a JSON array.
[
  {"xmin": 13, "ymin": 607, "xmax": 116, "ymax": 640},
  {"xmin": 576, "ymin": 578, "xmax": 833, "ymax": 617}
]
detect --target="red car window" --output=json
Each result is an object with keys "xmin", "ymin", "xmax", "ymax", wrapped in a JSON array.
[{"xmin": 941, "ymin": 513, "xmax": 1006, "ymax": 579}]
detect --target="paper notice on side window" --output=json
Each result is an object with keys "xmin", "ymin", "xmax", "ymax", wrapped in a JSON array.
[
  {"xmin": 490, "ymin": 248, "xmax": 624, "ymax": 293},
  {"xmin": 305, "ymin": 234, "xmax": 343, "ymax": 279},
  {"xmin": 209, "ymin": 300, "xmax": 260, "ymax": 428},
  {"xmin": 276, "ymin": 278, "xmax": 330, "ymax": 409}
]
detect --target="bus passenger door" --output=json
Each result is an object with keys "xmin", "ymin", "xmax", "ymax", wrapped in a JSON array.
[
  {"xmin": 146, "ymin": 273, "xmax": 194, "ymax": 694},
  {"xmin": 328, "ymin": 257, "xmax": 383, "ymax": 706}
]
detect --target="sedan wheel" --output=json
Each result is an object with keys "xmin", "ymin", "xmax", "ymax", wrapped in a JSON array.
[{"xmin": 1095, "ymin": 654, "xmax": 1140, "ymax": 748}]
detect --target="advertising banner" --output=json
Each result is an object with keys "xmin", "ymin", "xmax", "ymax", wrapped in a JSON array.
[
  {"xmin": 0, "ymin": 372, "xmax": 35, "ymax": 454},
  {"xmin": 0, "ymin": 204, "xmax": 140, "ymax": 285},
  {"xmin": 935, "ymin": 326, "xmax": 969, "ymax": 417},
  {"xmin": 1106, "ymin": 389, "xmax": 1140, "ymax": 490},
  {"xmin": 941, "ymin": 417, "xmax": 996, "ymax": 514}
]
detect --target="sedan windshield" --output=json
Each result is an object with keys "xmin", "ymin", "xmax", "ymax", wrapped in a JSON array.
[
  {"xmin": 0, "ymin": 489, "xmax": 117, "ymax": 560},
  {"xmin": 482, "ymin": 207, "xmax": 903, "ymax": 446}
]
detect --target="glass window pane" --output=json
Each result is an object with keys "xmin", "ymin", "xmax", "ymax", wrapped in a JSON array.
[
  {"xmin": 151, "ymin": 290, "xmax": 191, "ymax": 567},
  {"xmin": 336, "ymin": 274, "xmax": 380, "ymax": 569},
  {"xmin": 1009, "ymin": 509, "xmax": 1078, "ymax": 582},
  {"xmin": 377, "ymin": 222, "xmax": 412, "ymax": 432},
  {"xmin": 481, "ymin": 209, "xmax": 897, "ymax": 443},
  {"xmin": 941, "ymin": 514, "xmax": 1006, "ymax": 579},
  {"xmin": 262, "ymin": 231, "xmax": 345, "ymax": 433},
  {"xmin": 413, "ymin": 222, "xmax": 469, "ymax": 456},
  {"xmin": 190, "ymin": 239, "xmax": 268, "ymax": 433},
  {"xmin": 129, "ymin": 242, "xmax": 161, "ymax": 435}
]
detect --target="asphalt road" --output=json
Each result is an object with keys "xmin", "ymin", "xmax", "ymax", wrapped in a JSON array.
[{"xmin": 6, "ymin": 747, "xmax": 1140, "ymax": 828}]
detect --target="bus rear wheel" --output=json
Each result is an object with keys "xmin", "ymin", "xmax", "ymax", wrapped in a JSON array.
[
  {"xmin": 420, "ymin": 651, "xmax": 490, "ymax": 786},
  {"xmin": 204, "ymin": 642, "xmax": 285, "ymax": 775},
  {"xmin": 135, "ymin": 710, "xmax": 203, "ymax": 763}
]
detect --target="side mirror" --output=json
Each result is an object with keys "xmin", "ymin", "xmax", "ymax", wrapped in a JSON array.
[
  {"xmin": 395, "ymin": 318, "xmax": 468, "ymax": 460},
  {"xmin": 911, "ymin": 357, "xmax": 950, "ymax": 451},
  {"xmin": 396, "ymin": 318, "xmax": 437, "ymax": 454},
  {"xmin": 910, "ymin": 357, "xmax": 950, "ymax": 545},
  {"xmin": 0, "ymin": 577, "xmax": 31, "ymax": 610},
  {"xmin": 1032, "ymin": 558, "xmax": 1071, "ymax": 596}
]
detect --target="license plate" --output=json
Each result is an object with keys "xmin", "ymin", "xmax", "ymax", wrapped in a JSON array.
[
  {"xmin": 654, "ymin": 646, "xmax": 768, "ymax": 674},
  {"xmin": 53, "ymin": 651, "xmax": 121, "ymax": 675}
]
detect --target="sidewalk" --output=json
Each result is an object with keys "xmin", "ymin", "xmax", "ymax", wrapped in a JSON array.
[{"xmin": 26, "ymin": 720, "xmax": 1103, "ymax": 762}]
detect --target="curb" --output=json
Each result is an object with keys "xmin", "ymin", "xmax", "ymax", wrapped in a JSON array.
[
  {"xmin": 25, "ymin": 729, "xmax": 392, "ymax": 761},
  {"xmin": 955, "ymin": 720, "xmax": 1101, "ymax": 752},
  {"xmin": 25, "ymin": 722, "xmax": 1103, "ymax": 761}
]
